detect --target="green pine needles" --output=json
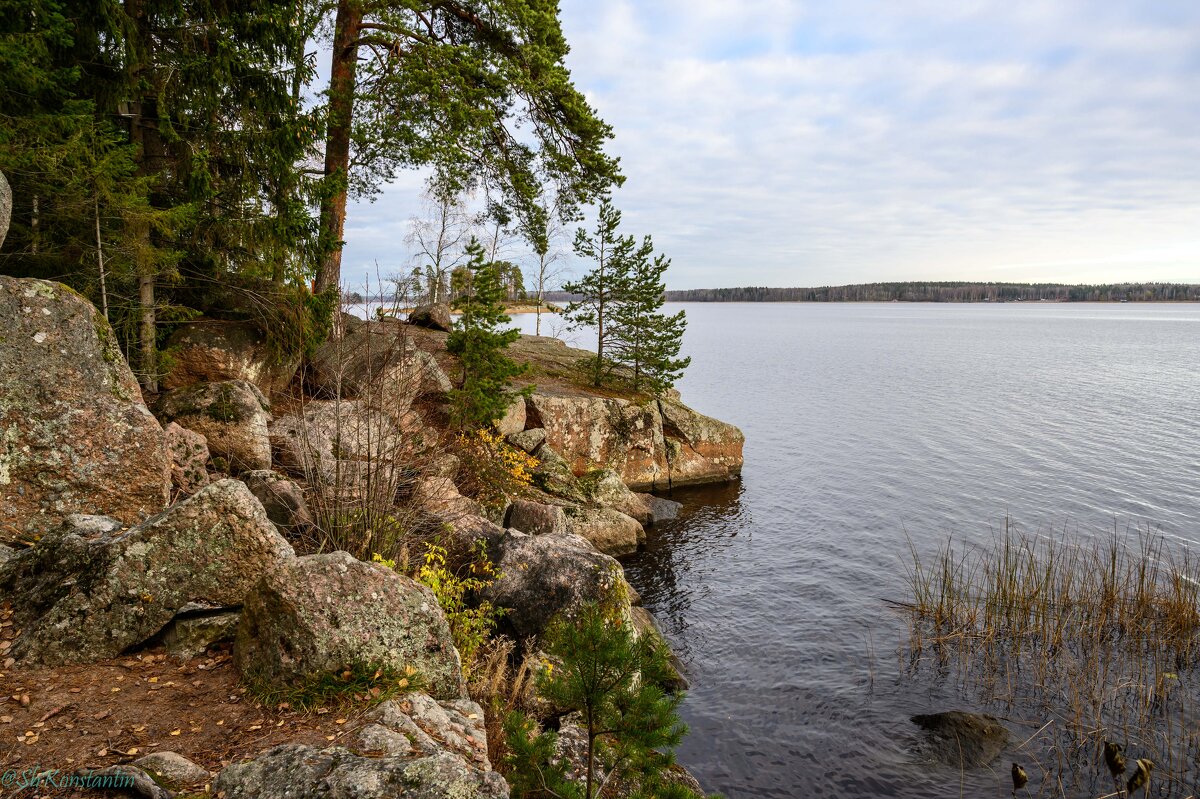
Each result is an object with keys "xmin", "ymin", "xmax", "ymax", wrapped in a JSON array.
[
  {"xmin": 563, "ymin": 199, "xmax": 690, "ymax": 395},
  {"xmin": 446, "ymin": 237, "xmax": 531, "ymax": 429},
  {"xmin": 504, "ymin": 603, "xmax": 702, "ymax": 799}
]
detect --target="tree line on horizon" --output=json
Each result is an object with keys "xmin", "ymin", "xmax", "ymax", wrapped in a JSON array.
[{"xmin": 663, "ymin": 282, "xmax": 1200, "ymax": 303}]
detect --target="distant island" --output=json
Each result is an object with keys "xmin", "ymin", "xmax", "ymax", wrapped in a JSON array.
[{"xmin": 663, "ymin": 282, "xmax": 1200, "ymax": 303}]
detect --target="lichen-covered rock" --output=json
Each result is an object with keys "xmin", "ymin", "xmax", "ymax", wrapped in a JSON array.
[
  {"xmin": 215, "ymin": 745, "xmax": 508, "ymax": 799},
  {"xmin": 162, "ymin": 320, "xmax": 299, "ymax": 397},
  {"xmin": 165, "ymin": 422, "xmax": 210, "ymax": 494},
  {"xmin": 361, "ymin": 695, "xmax": 493, "ymax": 769},
  {"xmin": 157, "ymin": 380, "xmax": 272, "ymax": 473},
  {"xmin": 911, "ymin": 710, "xmax": 1011, "ymax": 768},
  {"xmin": 132, "ymin": 751, "xmax": 210, "ymax": 789},
  {"xmin": 507, "ymin": 427, "xmax": 546, "ymax": 454},
  {"xmin": 527, "ymin": 393, "xmax": 667, "ymax": 489},
  {"xmin": 307, "ymin": 319, "xmax": 449, "ymax": 410},
  {"xmin": 239, "ymin": 470, "xmax": 313, "ymax": 532},
  {"xmin": 234, "ymin": 551, "xmax": 465, "ymax": 700},
  {"xmin": 0, "ymin": 276, "xmax": 171, "ymax": 545},
  {"xmin": 495, "ymin": 396, "xmax": 526, "ymax": 437},
  {"xmin": 659, "ymin": 399, "xmax": 744, "ymax": 487},
  {"xmin": 504, "ymin": 499, "xmax": 568, "ymax": 536},
  {"xmin": 482, "ymin": 531, "xmax": 631, "ymax": 639},
  {"xmin": 0, "ymin": 544, "xmax": 13, "ymax": 566},
  {"xmin": 531, "ymin": 445, "xmax": 586, "ymax": 502},
  {"xmin": 408, "ymin": 303, "xmax": 453, "ymax": 332},
  {"xmin": 413, "ymin": 476, "xmax": 481, "ymax": 520},
  {"xmin": 565, "ymin": 507, "xmax": 644, "ymax": 557},
  {"xmin": 579, "ymin": 469, "xmax": 655, "ymax": 525},
  {"xmin": 0, "ymin": 479, "xmax": 293, "ymax": 666},
  {"xmin": 162, "ymin": 610, "xmax": 241, "ymax": 660},
  {"xmin": 270, "ymin": 399, "xmax": 417, "ymax": 492}
]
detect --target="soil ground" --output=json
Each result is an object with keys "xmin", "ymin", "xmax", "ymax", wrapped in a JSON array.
[{"xmin": 1, "ymin": 615, "xmax": 374, "ymax": 798}]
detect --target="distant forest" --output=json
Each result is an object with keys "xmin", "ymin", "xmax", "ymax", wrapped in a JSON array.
[{"xmin": 663, "ymin": 282, "xmax": 1200, "ymax": 303}]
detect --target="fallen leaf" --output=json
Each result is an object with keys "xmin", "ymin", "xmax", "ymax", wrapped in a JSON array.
[
  {"xmin": 19, "ymin": 694, "xmax": 30, "ymax": 706},
  {"xmin": 247, "ymin": 725, "xmax": 262, "ymax": 731},
  {"xmin": 148, "ymin": 677, "xmax": 158, "ymax": 684},
  {"xmin": 98, "ymin": 748, "xmax": 108, "ymax": 756},
  {"xmin": 335, "ymin": 718, "xmax": 347, "ymax": 725},
  {"xmin": 170, "ymin": 729, "xmax": 181, "ymax": 736},
  {"xmin": 126, "ymin": 748, "xmax": 139, "ymax": 755}
]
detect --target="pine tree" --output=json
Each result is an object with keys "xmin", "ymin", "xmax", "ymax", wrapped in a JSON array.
[
  {"xmin": 504, "ymin": 603, "xmax": 697, "ymax": 799},
  {"xmin": 609, "ymin": 239, "xmax": 690, "ymax": 394},
  {"xmin": 562, "ymin": 199, "xmax": 636, "ymax": 386},
  {"xmin": 445, "ymin": 238, "xmax": 529, "ymax": 428}
]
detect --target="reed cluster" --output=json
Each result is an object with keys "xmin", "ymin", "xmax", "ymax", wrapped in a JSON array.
[{"xmin": 903, "ymin": 519, "xmax": 1200, "ymax": 797}]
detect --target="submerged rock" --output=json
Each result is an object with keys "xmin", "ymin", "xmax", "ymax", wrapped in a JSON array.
[
  {"xmin": 234, "ymin": 551, "xmax": 465, "ymax": 700},
  {"xmin": 911, "ymin": 710, "xmax": 1010, "ymax": 768},
  {"xmin": 163, "ymin": 319, "xmax": 299, "ymax": 397},
  {"xmin": 0, "ymin": 276, "xmax": 171, "ymax": 545},
  {"xmin": 0, "ymin": 479, "xmax": 293, "ymax": 666},
  {"xmin": 157, "ymin": 380, "xmax": 273, "ymax": 473}
]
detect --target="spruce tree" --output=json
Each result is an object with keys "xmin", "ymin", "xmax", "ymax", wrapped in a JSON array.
[
  {"xmin": 609, "ymin": 239, "xmax": 690, "ymax": 394},
  {"xmin": 446, "ymin": 238, "xmax": 529, "ymax": 428}
]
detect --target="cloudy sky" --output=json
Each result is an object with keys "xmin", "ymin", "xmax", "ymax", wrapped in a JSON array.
[{"xmin": 342, "ymin": 1, "xmax": 1200, "ymax": 290}]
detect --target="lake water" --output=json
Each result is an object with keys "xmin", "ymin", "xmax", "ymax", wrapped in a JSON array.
[{"xmin": 517, "ymin": 303, "xmax": 1200, "ymax": 798}]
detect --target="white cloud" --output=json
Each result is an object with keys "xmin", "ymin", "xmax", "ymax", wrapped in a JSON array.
[{"xmin": 341, "ymin": 0, "xmax": 1200, "ymax": 288}]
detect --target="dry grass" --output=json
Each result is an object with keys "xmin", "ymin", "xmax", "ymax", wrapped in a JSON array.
[
  {"xmin": 467, "ymin": 636, "xmax": 543, "ymax": 782},
  {"xmin": 901, "ymin": 519, "xmax": 1200, "ymax": 797}
]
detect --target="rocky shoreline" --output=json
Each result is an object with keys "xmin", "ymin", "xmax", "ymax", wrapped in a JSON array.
[{"xmin": 0, "ymin": 276, "xmax": 743, "ymax": 797}]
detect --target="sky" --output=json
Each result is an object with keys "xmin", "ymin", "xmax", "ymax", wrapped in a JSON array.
[{"xmin": 341, "ymin": 1, "xmax": 1200, "ymax": 291}]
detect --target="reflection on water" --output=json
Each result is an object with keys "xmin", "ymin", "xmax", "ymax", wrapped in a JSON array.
[{"xmin": 606, "ymin": 303, "xmax": 1200, "ymax": 798}]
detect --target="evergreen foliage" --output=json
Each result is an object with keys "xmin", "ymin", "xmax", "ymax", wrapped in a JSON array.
[
  {"xmin": 504, "ymin": 603, "xmax": 699, "ymax": 799},
  {"xmin": 446, "ymin": 238, "xmax": 529, "ymax": 428},
  {"xmin": 609, "ymin": 239, "xmax": 690, "ymax": 394},
  {"xmin": 563, "ymin": 199, "xmax": 689, "ymax": 393}
]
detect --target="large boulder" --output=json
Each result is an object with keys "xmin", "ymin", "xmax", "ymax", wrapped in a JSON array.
[
  {"xmin": 659, "ymin": 399, "xmax": 744, "ymax": 487},
  {"xmin": 523, "ymin": 390, "xmax": 744, "ymax": 491},
  {"xmin": 162, "ymin": 320, "xmax": 299, "ymax": 397},
  {"xmin": 531, "ymin": 445, "xmax": 586, "ymax": 502},
  {"xmin": 0, "ymin": 277, "xmax": 170, "ymax": 545},
  {"xmin": 239, "ymin": 469, "xmax": 313, "ymax": 532},
  {"xmin": 504, "ymin": 499, "xmax": 568, "ymax": 536},
  {"xmin": 481, "ymin": 531, "xmax": 632, "ymax": 639},
  {"xmin": 408, "ymin": 303, "xmax": 453, "ymax": 332},
  {"xmin": 0, "ymin": 169, "xmax": 10, "ymax": 248},
  {"xmin": 234, "ymin": 551, "xmax": 466, "ymax": 700},
  {"xmin": 526, "ymin": 393, "xmax": 667, "ymax": 489},
  {"xmin": 270, "ymin": 399, "xmax": 419, "ymax": 497},
  {"xmin": 307, "ymin": 318, "xmax": 450, "ymax": 410},
  {"xmin": 910, "ymin": 711, "xmax": 1011, "ymax": 768},
  {"xmin": 565, "ymin": 507, "xmax": 644, "ymax": 557},
  {"xmin": 165, "ymin": 421, "xmax": 210, "ymax": 495},
  {"xmin": 157, "ymin": 380, "xmax": 272, "ymax": 472},
  {"xmin": 0, "ymin": 479, "xmax": 294, "ymax": 665},
  {"xmin": 495, "ymin": 396, "xmax": 526, "ymax": 437},
  {"xmin": 215, "ymin": 745, "xmax": 507, "ymax": 799}
]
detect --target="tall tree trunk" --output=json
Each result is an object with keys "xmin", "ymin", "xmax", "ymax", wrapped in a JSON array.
[
  {"xmin": 95, "ymin": 196, "xmax": 108, "ymax": 320},
  {"xmin": 138, "ymin": 272, "xmax": 156, "ymax": 391},
  {"xmin": 316, "ymin": 0, "xmax": 362, "ymax": 301}
]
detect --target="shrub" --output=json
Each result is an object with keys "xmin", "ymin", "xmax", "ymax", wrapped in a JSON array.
[{"xmin": 505, "ymin": 603, "xmax": 699, "ymax": 799}]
